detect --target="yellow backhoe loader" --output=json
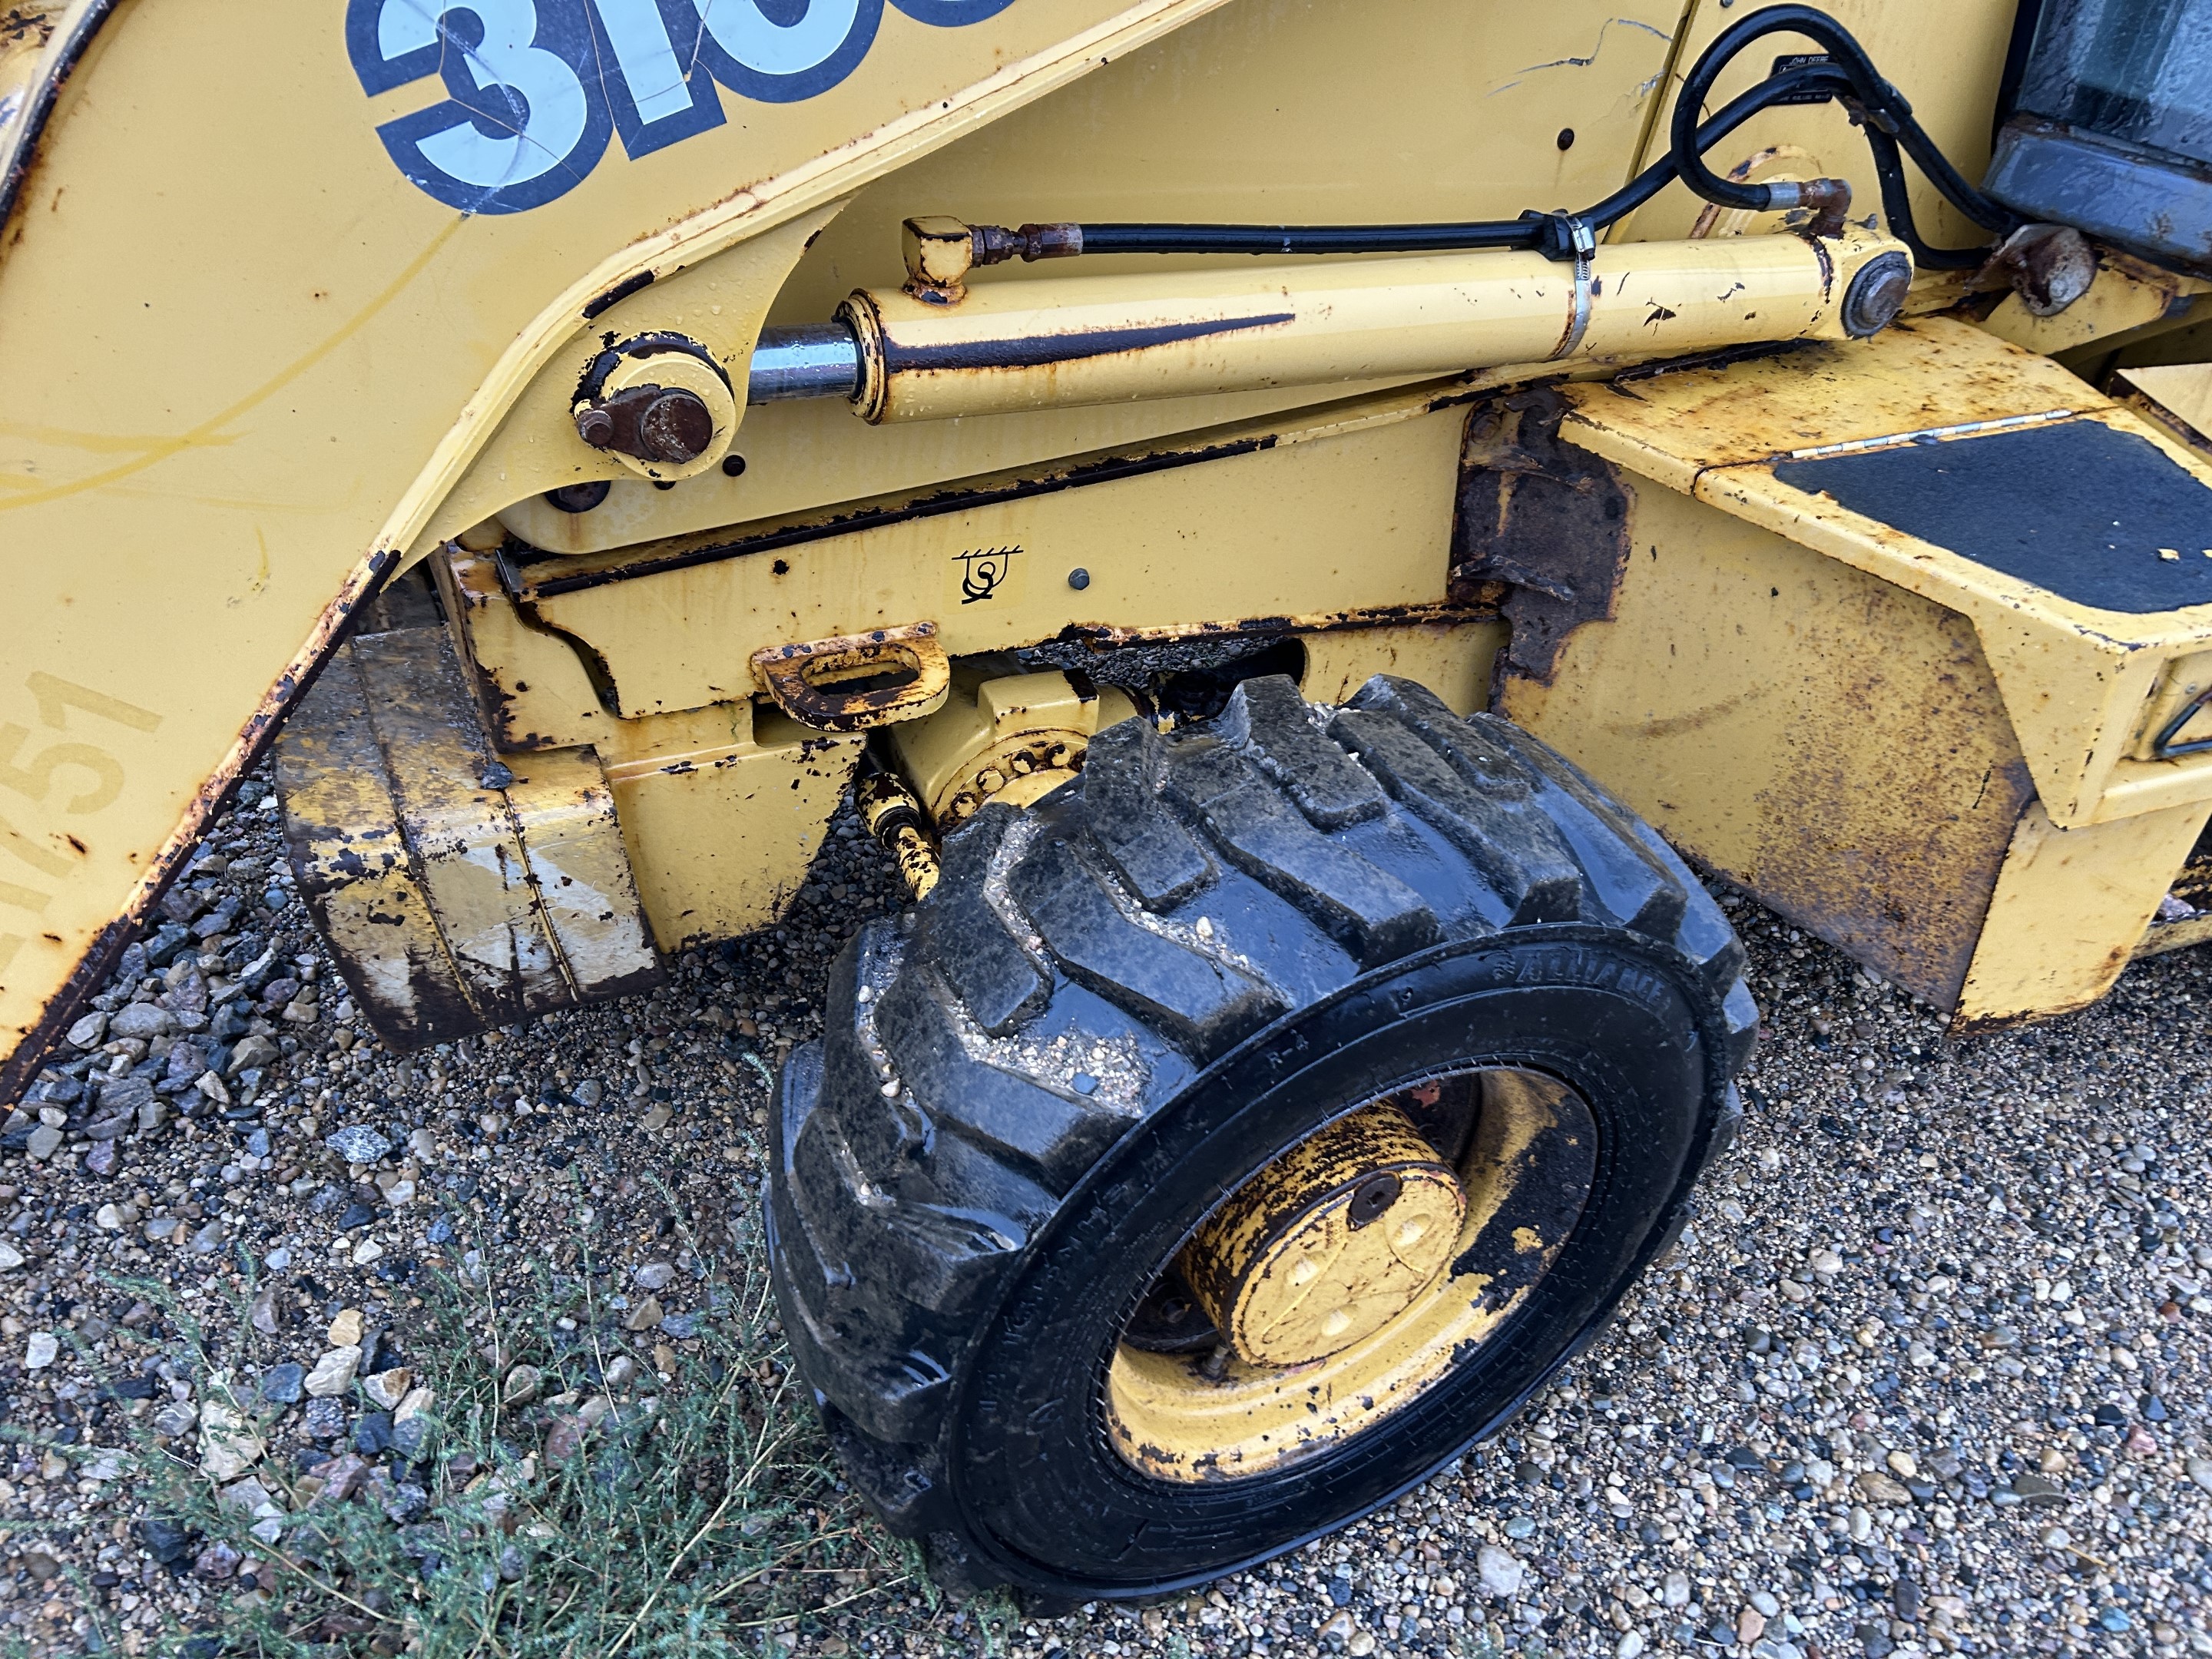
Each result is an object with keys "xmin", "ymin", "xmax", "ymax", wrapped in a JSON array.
[{"xmin": 6, "ymin": 0, "xmax": 2212, "ymax": 1601}]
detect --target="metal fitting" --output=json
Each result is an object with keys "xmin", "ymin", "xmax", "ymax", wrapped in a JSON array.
[
  {"xmin": 1764, "ymin": 176, "xmax": 1855, "ymax": 238},
  {"xmin": 574, "ymin": 384, "xmax": 716, "ymax": 464},
  {"xmin": 854, "ymin": 754, "xmax": 941, "ymax": 900},
  {"xmin": 972, "ymin": 220, "xmax": 1084, "ymax": 266},
  {"xmin": 902, "ymin": 216, "xmax": 1085, "ymax": 305},
  {"xmin": 1841, "ymin": 250, "xmax": 1913, "ymax": 337}
]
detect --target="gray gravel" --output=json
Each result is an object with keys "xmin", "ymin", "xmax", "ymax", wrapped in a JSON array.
[{"xmin": 5, "ymin": 773, "xmax": 2212, "ymax": 1657}]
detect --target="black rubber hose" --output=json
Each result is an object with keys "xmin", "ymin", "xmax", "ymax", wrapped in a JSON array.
[
  {"xmin": 1884, "ymin": 109, "xmax": 2015, "ymax": 233},
  {"xmin": 1862, "ymin": 125, "xmax": 1988, "ymax": 270},
  {"xmin": 1071, "ymin": 61, "xmax": 1858, "ymax": 259},
  {"xmin": 1044, "ymin": 6, "xmax": 2012, "ymax": 267},
  {"xmin": 1671, "ymin": 5, "xmax": 1892, "ymax": 213},
  {"xmin": 1575, "ymin": 61, "xmax": 1858, "ymax": 230},
  {"xmin": 1069, "ymin": 220, "xmax": 1532, "ymax": 257},
  {"xmin": 1671, "ymin": 3, "xmax": 2015, "ymax": 234}
]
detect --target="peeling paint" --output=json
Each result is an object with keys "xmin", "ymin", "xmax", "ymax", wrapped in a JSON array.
[{"xmin": 274, "ymin": 625, "xmax": 661, "ymax": 1052}]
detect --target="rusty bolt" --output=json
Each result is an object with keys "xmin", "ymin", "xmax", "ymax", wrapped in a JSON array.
[
  {"xmin": 1980, "ymin": 223, "xmax": 2097, "ymax": 317},
  {"xmin": 1346, "ymin": 1171, "xmax": 1402, "ymax": 1230},
  {"xmin": 575, "ymin": 406, "xmax": 617, "ymax": 448},
  {"xmin": 573, "ymin": 384, "xmax": 716, "ymax": 464}
]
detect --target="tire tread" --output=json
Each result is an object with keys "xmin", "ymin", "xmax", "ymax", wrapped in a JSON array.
[{"xmin": 770, "ymin": 672, "xmax": 1757, "ymax": 1567}]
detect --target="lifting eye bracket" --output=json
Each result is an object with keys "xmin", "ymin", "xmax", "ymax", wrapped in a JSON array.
[{"xmin": 751, "ymin": 621, "xmax": 952, "ymax": 733}]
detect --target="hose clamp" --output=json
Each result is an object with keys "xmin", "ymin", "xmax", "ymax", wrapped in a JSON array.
[{"xmin": 1545, "ymin": 215, "xmax": 1599, "ymax": 359}]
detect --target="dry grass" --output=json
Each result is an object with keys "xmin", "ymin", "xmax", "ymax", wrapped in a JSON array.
[{"xmin": 37, "ymin": 1191, "xmax": 917, "ymax": 1658}]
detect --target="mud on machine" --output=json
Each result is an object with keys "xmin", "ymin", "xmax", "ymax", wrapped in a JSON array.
[{"xmin": 8, "ymin": 0, "xmax": 2212, "ymax": 1599}]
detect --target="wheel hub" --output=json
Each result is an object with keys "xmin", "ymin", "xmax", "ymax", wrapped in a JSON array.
[
  {"xmin": 1106, "ymin": 1070, "xmax": 1597, "ymax": 1483},
  {"xmin": 1181, "ymin": 1101, "xmax": 1466, "ymax": 1366}
]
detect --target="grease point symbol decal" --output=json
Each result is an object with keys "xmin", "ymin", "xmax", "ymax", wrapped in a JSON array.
[{"xmin": 953, "ymin": 546, "xmax": 1019, "ymax": 604}]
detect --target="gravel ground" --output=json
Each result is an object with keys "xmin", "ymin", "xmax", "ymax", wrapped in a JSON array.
[{"xmin": 5, "ymin": 773, "xmax": 2212, "ymax": 1657}]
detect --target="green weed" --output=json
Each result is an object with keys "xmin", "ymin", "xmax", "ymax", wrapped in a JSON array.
[{"xmin": 109, "ymin": 1192, "xmax": 909, "ymax": 1657}]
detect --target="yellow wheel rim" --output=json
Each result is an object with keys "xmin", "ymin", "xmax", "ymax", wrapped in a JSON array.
[
  {"xmin": 1104, "ymin": 1069, "xmax": 1594, "ymax": 1482},
  {"xmin": 1181, "ymin": 1099, "xmax": 1468, "ymax": 1367}
]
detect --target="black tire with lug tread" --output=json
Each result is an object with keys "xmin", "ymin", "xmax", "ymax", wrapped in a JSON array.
[{"xmin": 767, "ymin": 674, "xmax": 1755, "ymax": 1600}]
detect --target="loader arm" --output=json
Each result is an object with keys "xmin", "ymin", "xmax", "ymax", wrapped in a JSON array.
[
  {"xmin": 0, "ymin": 0, "xmax": 1247, "ymax": 1097},
  {"xmin": 0, "ymin": 0, "xmax": 2050, "ymax": 1095}
]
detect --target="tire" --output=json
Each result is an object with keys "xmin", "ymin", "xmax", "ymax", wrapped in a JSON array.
[{"xmin": 767, "ymin": 673, "xmax": 1756, "ymax": 1601}]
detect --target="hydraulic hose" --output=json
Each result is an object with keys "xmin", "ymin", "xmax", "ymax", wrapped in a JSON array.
[
  {"xmin": 956, "ymin": 6, "xmax": 2014, "ymax": 270},
  {"xmin": 1064, "ymin": 59, "xmax": 1853, "ymax": 261},
  {"xmin": 1669, "ymin": 4, "xmax": 2015, "ymax": 267}
]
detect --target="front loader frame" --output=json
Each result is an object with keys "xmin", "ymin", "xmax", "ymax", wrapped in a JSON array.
[{"xmin": 9, "ymin": 0, "xmax": 2212, "ymax": 1090}]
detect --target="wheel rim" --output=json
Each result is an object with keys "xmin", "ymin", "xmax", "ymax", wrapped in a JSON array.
[{"xmin": 1103, "ymin": 1068, "xmax": 1596, "ymax": 1482}]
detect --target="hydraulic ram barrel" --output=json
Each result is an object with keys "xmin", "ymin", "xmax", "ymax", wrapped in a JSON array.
[{"xmin": 745, "ymin": 228, "xmax": 1912, "ymax": 423}]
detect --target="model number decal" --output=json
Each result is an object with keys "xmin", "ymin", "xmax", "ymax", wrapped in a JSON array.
[{"xmin": 346, "ymin": 0, "xmax": 1015, "ymax": 214}]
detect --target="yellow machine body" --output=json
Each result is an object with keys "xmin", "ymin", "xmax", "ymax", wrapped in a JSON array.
[
  {"xmin": 1494, "ymin": 316, "xmax": 2212, "ymax": 1025},
  {"xmin": 4, "ymin": 0, "xmax": 2211, "ymax": 1083}
]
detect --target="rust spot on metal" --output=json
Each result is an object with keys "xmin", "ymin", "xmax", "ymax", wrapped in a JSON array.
[
  {"xmin": 752, "ymin": 622, "xmax": 949, "ymax": 733},
  {"xmin": 1449, "ymin": 388, "xmax": 1631, "ymax": 685},
  {"xmin": 1607, "ymin": 339, "xmax": 1816, "ymax": 389},
  {"xmin": 1972, "ymin": 223, "xmax": 2097, "ymax": 317},
  {"xmin": 1045, "ymin": 602, "xmax": 1495, "ymax": 654},
  {"xmin": 1800, "ymin": 224, "xmax": 1838, "ymax": 295},
  {"xmin": 574, "ymin": 382, "xmax": 715, "ymax": 465}
]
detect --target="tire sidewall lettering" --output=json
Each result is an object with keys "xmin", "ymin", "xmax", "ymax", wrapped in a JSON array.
[
  {"xmin": 346, "ymin": 0, "xmax": 1002, "ymax": 213},
  {"xmin": 1500, "ymin": 941, "xmax": 1679, "ymax": 1010}
]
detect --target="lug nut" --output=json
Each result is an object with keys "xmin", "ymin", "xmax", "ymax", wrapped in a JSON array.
[{"xmin": 1347, "ymin": 1171, "xmax": 1402, "ymax": 1229}]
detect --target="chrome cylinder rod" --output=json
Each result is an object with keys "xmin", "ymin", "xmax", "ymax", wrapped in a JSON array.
[{"xmin": 747, "ymin": 324, "xmax": 863, "ymax": 402}]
